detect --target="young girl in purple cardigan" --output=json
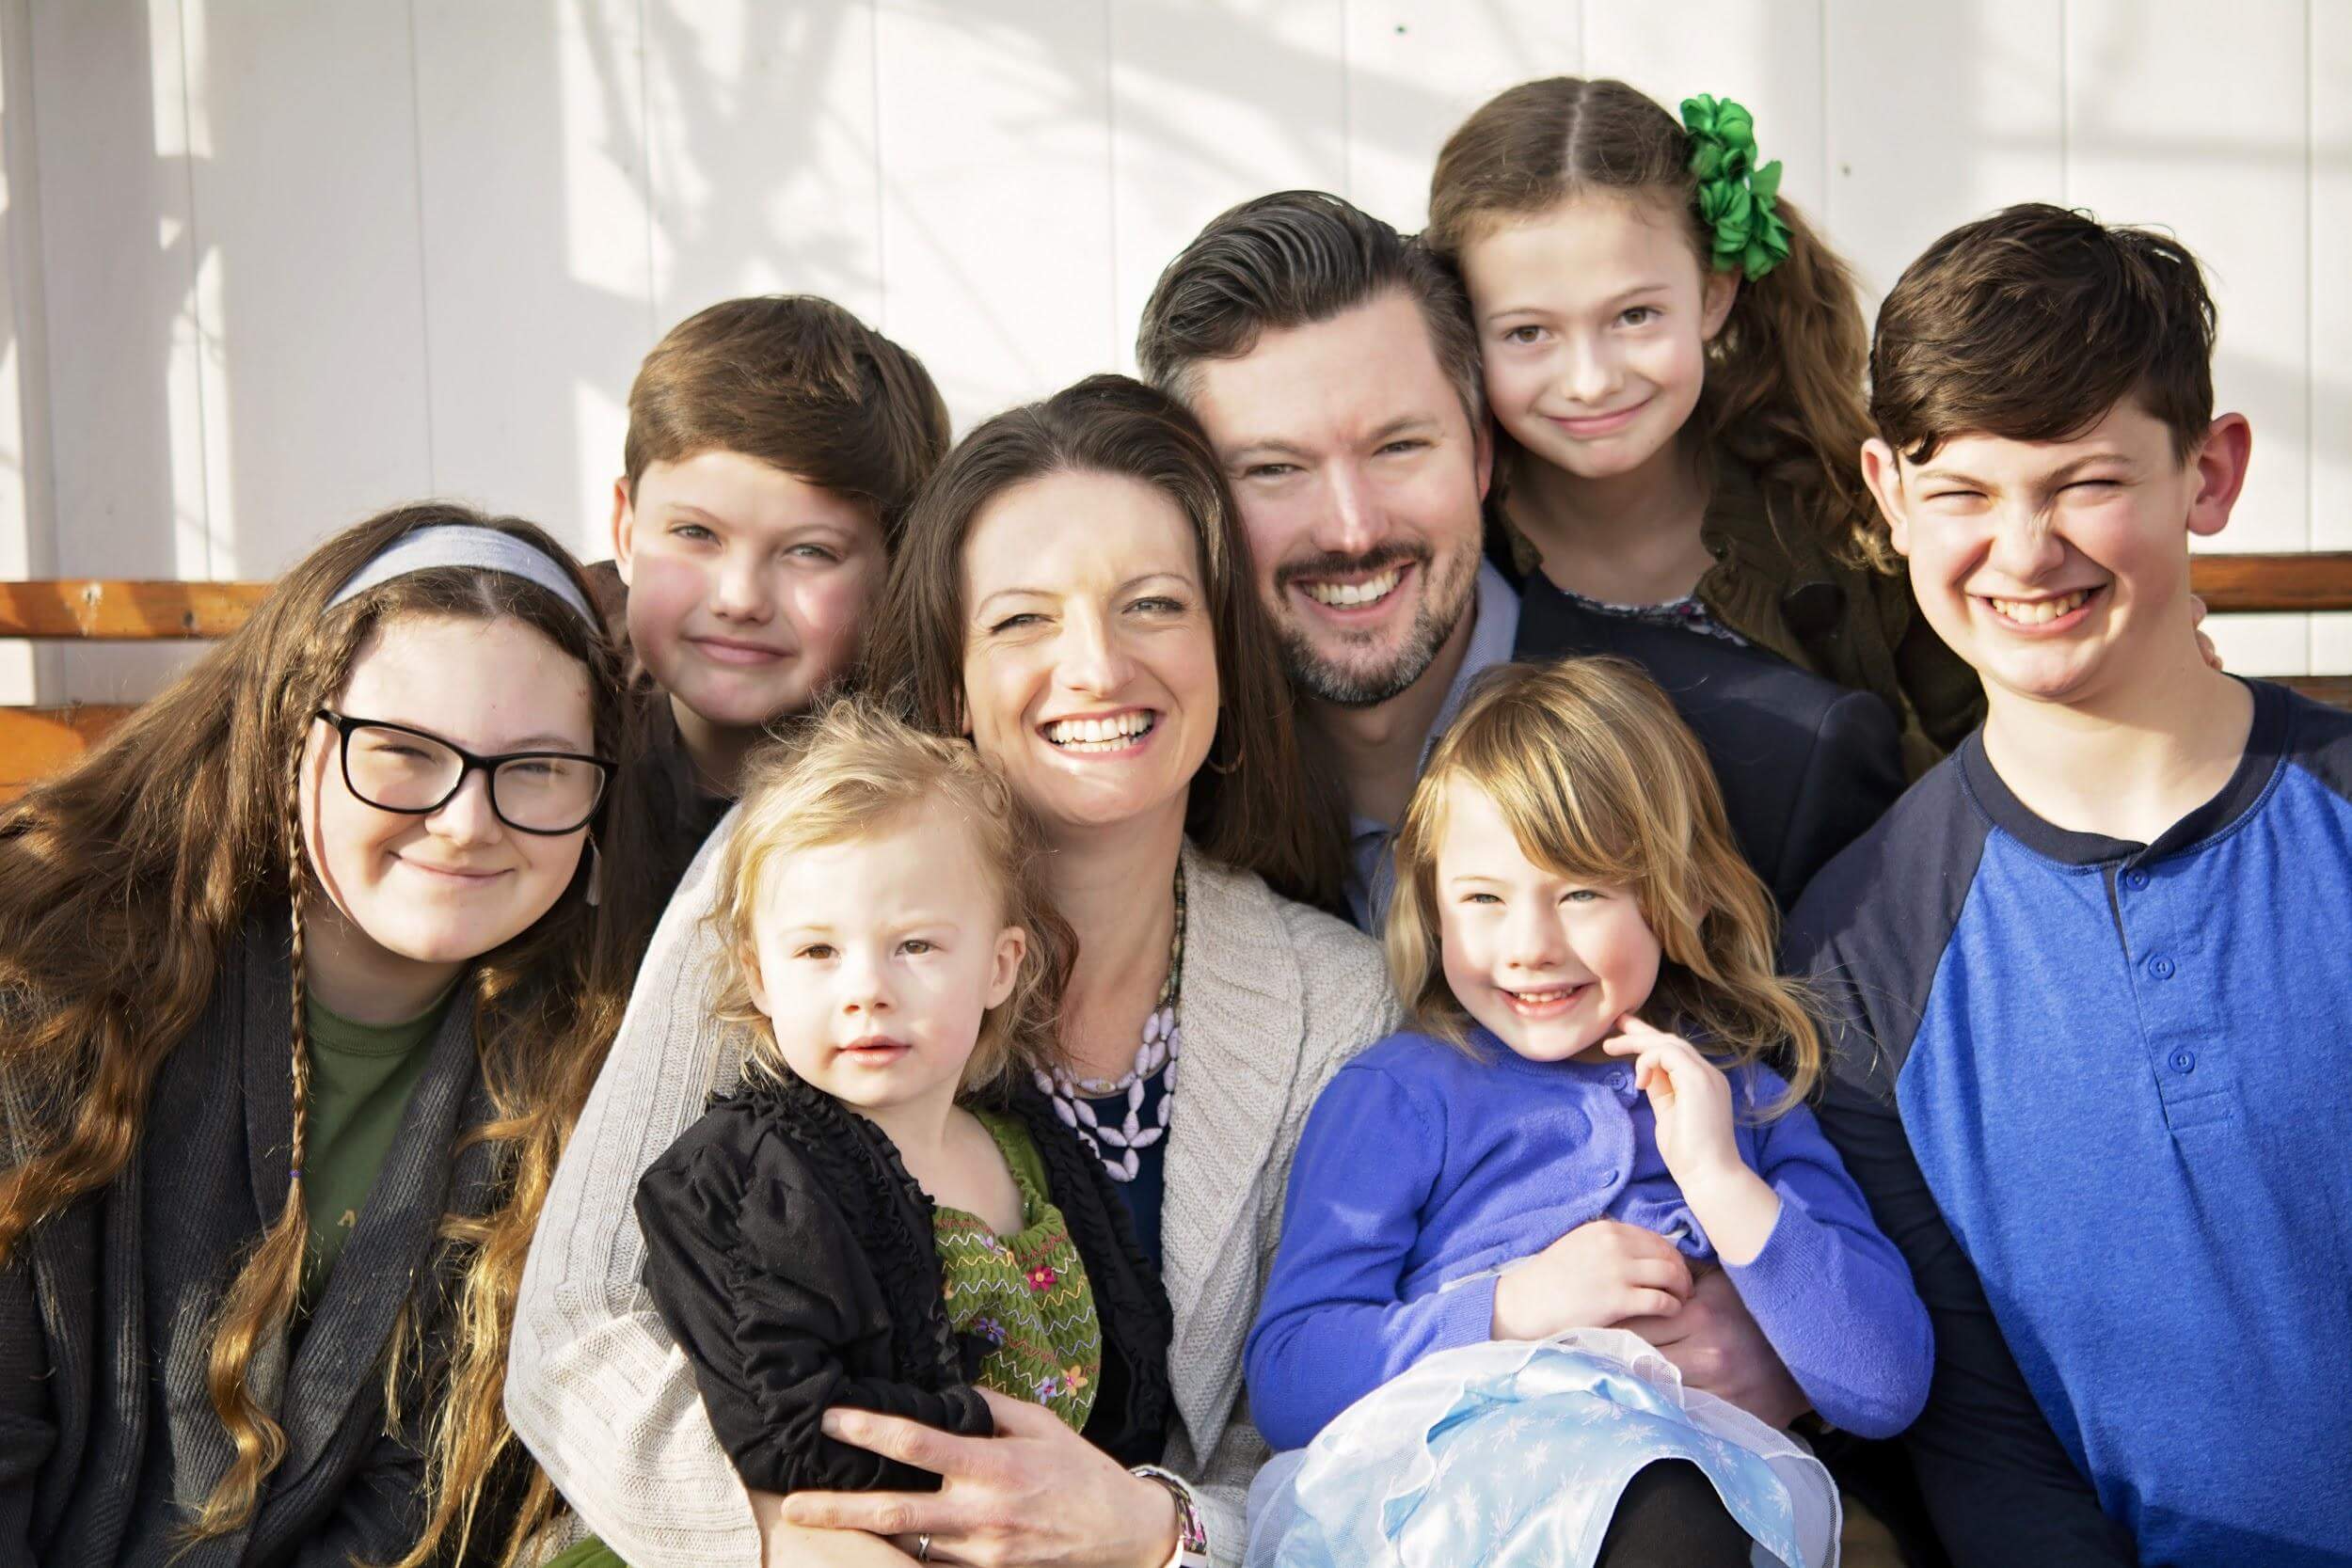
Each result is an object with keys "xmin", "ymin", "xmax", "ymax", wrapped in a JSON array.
[{"xmin": 1245, "ymin": 657, "xmax": 1931, "ymax": 1568}]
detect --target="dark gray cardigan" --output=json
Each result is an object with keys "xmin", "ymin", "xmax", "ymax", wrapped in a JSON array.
[{"xmin": 0, "ymin": 916, "xmax": 512, "ymax": 1567}]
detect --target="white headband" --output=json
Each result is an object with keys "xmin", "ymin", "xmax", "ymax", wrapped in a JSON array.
[{"xmin": 326, "ymin": 524, "xmax": 599, "ymax": 628}]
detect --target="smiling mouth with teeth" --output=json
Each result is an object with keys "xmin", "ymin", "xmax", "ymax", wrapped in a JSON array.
[
  {"xmin": 1983, "ymin": 588, "xmax": 2097, "ymax": 626},
  {"xmin": 1502, "ymin": 983, "xmax": 1589, "ymax": 1011},
  {"xmin": 1302, "ymin": 566, "xmax": 1404, "ymax": 609},
  {"xmin": 1043, "ymin": 710, "xmax": 1157, "ymax": 752}
]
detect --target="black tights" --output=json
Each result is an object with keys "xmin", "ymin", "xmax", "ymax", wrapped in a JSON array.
[{"xmin": 1594, "ymin": 1459, "xmax": 1755, "ymax": 1567}]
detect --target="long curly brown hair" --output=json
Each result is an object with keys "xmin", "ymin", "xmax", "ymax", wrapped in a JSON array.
[
  {"xmin": 0, "ymin": 501, "xmax": 656, "ymax": 1564},
  {"xmin": 1426, "ymin": 76, "xmax": 1889, "ymax": 571}
]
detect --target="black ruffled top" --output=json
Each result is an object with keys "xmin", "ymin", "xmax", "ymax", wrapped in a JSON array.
[{"xmin": 633, "ymin": 1069, "xmax": 1173, "ymax": 1495}]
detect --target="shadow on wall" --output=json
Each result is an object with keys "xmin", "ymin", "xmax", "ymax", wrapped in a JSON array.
[{"xmin": 16, "ymin": 0, "xmax": 2341, "ymax": 702}]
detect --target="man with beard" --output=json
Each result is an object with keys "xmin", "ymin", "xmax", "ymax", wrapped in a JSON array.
[{"xmin": 1136, "ymin": 190, "xmax": 1904, "ymax": 918}]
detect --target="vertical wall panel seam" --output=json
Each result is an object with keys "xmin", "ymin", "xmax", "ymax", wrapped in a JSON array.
[
  {"xmin": 2058, "ymin": 0, "xmax": 2071, "ymax": 205},
  {"xmin": 1104, "ymin": 0, "xmax": 1119, "ymax": 369},
  {"xmin": 870, "ymin": 0, "xmax": 886, "ymax": 330},
  {"xmin": 8, "ymin": 0, "xmax": 52, "ymax": 575},
  {"xmin": 5, "ymin": 0, "xmax": 56, "ymax": 699},
  {"xmin": 2307, "ymin": 0, "xmax": 2317, "ymax": 662},
  {"xmin": 1345, "ymin": 0, "xmax": 1364, "ymax": 201},
  {"xmin": 638, "ymin": 0, "xmax": 655, "ymax": 343},
  {"xmin": 405, "ymin": 0, "xmax": 436, "ymax": 492},
  {"xmin": 173, "ymin": 0, "xmax": 214, "ymax": 578},
  {"xmin": 1817, "ymin": 0, "xmax": 1829, "ymax": 226}
]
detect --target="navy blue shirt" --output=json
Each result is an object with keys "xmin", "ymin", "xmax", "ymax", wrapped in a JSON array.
[
  {"xmin": 1078, "ymin": 1071, "xmax": 1168, "ymax": 1266},
  {"xmin": 1786, "ymin": 679, "xmax": 2352, "ymax": 1567}
]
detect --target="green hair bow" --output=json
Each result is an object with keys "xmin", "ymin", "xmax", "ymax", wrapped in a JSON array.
[{"xmin": 1680, "ymin": 93, "xmax": 1789, "ymax": 281}]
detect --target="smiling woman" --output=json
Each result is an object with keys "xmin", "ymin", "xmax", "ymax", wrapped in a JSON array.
[
  {"xmin": 507, "ymin": 376, "xmax": 1399, "ymax": 1568},
  {"xmin": 0, "ymin": 503, "xmax": 657, "ymax": 1568}
]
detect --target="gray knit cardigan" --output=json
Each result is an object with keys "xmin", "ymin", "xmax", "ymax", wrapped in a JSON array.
[
  {"xmin": 0, "ymin": 918, "xmax": 510, "ymax": 1568},
  {"xmin": 505, "ymin": 826, "xmax": 1395, "ymax": 1567}
]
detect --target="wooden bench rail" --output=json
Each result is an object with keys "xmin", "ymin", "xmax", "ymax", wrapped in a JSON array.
[
  {"xmin": 0, "ymin": 562, "xmax": 2341, "ymax": 638},
  {"xmin": 2190, "ymin": 552, "xmax": 2352, "ymax": 615},
  {"xmin": 0, "ymin": 578, "xmax": 270, "ymax": 640},
  {"xmin": 0, "ymin": 705, "xmax": 135, "ymax": 798},
  {"xmin": 1, "ymin": 560, "xmax": 2349, "ymax": 802}
]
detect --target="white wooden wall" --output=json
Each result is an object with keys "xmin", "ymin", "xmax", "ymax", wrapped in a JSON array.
[{"xmin": 1, "ymin": 0, "xmax": 2344, "ymax": 702}]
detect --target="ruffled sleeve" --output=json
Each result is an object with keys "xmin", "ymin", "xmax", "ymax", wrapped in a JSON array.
[{"xmin": 633, "ymin": 1100, "xmax": 993, "ymax": 1496}]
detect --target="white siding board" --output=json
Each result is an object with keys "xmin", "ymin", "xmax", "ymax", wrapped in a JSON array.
[
  {"xmin": 1342, "ymin": 0, "xmax": 1584, "ymax": 236},
  {"xmin": 415, "ymin": 0, "xmax": 652, "ymax": 558},
  {"xmin": 2067, "ymin": 0, "xmax": 2311, "ymax": 673},
  {"xmin": 0, "ymin": 0, "xmax": 44, "ymax": 703},
  {"xmin": 874, "ymin": 0, "xmax": 1118, "ymax": 431},
  {"xmin": 30, "ymin": 1, "xmax": 210, "ymax": 699},
  {"xmin": 1108, "ymin": 0, "xmax": 1347, "ymax": 378},
  {"xmin": 1822, "ymin": 1, "xmax": 2063, "ymax": 309},
  {"xmin": 2310, "ymin": 0, "xmax": 2352, "ymax": 671},
  {"xmin": 1581, "ymin": 0, "xmax": 1828, "ymax": 231},
  {"xmin": 4, "ymin": 6, "xmax": 2349, "ymax": 702},
  {"xmin": 179, "ymin": 0, "xmax": 434, "ymax": 574},
  {"xmin": 647, "ymin": 0, "xmax": 883, "ymax": 332}
]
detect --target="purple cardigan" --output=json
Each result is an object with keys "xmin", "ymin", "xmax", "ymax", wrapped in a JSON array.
[{"xmin": 1245, "ymin": 1027, "xmax": 1931, "ymax": 1449}]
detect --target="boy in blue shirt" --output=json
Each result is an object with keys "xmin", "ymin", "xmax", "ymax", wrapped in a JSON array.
[{"xmin": 1788, "ymin": 202, "xmax": 2352, "ymax": 1566}]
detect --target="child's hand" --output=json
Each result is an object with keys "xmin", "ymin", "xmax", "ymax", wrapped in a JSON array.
[
  {"xmin": 1601, "ymin": 1014, "xmax": 1745, "ymax": 1194},
  {"xmin": 1490, "ymin": 1219, "xmax": 1693, "ymax": 1340},
  {"xmin": 1603, "ymin": 1014, "xmax": 1784, "ymax": 1266}
]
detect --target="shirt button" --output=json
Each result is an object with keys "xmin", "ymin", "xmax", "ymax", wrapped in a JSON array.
[
  {"xmin": 2148, "ymin": 955, "xmax": 2176, "ymax": 979},
  {"xmin": 2170, "ymin": 1049, "xmax": 2197, "ymax": 1073},
  {"xmin": 1601, "ymin": 1168, "xmax": 1621, "ymax": 1187},
  {"xmin": 1607, "ymin": 1069, "xmax": 1631, "ymax": 1092},
  {"xmin": 2125, "ymin": 870, "xmax": 2151, "ymax": 891}
]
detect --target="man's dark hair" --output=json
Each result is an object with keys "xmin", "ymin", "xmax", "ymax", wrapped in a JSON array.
[
  {"xmin": 1136, "ymin": 190, "xmax": 1483, "ymax": 430},
  {"xmin": 1871, "ymin": 202, "xmax": 2217, "ymax": 465}
]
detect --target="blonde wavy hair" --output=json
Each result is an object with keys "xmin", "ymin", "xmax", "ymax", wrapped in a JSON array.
[
  {"xmin": 706, "ymin": 696, "xmax": 1071, "ymax": 1092},
  {"xmin": 1384, "ymin": 657, "xmax": 1821, "ymax": 1109}
]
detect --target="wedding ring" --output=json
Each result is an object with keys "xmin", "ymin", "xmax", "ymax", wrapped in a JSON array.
[{"xmin": 914, "ymin": 1533, "xmax": 931, "ymax": 1562}]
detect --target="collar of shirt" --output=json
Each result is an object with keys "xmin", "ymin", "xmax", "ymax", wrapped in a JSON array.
[{"xmin": 1345, "ymin": 562, "xmax": 1524, "ymax": 930}]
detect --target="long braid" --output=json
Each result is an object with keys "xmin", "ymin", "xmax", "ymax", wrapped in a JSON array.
[{"xmin": 185, "ymin": 731, "xmax": 318, "ymax": 1538}]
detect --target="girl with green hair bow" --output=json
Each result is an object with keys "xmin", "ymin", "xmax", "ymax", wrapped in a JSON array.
[{"xmin": 1425, "ymin": 76, "xmax": 1983, "ymax": 784}]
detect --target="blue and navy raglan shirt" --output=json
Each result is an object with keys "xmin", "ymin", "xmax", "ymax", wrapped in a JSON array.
[{"xmin": 1784, "ymin": 678, "xmax": 2352, "ymax": 1568}]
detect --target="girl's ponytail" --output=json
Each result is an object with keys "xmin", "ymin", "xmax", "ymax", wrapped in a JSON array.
[{"xmin": 1704, "ymin": 195, "xmax": 1888, "ymax": 571}]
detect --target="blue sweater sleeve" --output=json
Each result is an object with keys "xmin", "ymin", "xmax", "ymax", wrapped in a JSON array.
[
  {"xmin": 1244, "ymin": 1061, "xmax": 1495, "ymax": 1452},
  {"xmin": 1721, "ymin": 1070, "xmax": 1934, "ymax": 1439}
]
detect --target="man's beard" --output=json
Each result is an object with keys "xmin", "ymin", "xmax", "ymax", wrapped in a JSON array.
[{"xmin": 1274, "ymin": 545, "xmax": 1477, "ymax": 709}]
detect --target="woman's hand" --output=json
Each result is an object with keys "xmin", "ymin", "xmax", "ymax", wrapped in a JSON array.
[
  {"xmin": 1601, "ymin": 1016, "xmax": 1782, "ymax": 1263},
  {"xmin": 778, "ymin": 1389, "xmax": 1179, "ymax": 1568},
  {"xmin": 1490, "ymin": 1219, "xmax": 1693, "ymax": 1339}
]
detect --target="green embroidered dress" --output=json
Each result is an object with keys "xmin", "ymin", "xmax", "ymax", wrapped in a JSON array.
[
  {"xmin": 933, "ymin": 1108, "xmax": 1103, "ymax": 1433},
  {"xmin": 544, "ymin": 1112, "xmax": 1111, "ymax": 1568}
]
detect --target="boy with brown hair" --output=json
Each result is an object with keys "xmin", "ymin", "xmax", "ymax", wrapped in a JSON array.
[
  {"xmin": 600, "ymin": 295, "xmax": 950, "ymax": 892},
  {"xmin": 1788, "ymin": 203, "xmax": 2352, "ymax": 1566}
]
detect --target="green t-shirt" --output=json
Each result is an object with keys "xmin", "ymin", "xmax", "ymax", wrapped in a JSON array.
[{"xmin": 297, "ymin": 986, "xmax": 457, "ymax": 1313}]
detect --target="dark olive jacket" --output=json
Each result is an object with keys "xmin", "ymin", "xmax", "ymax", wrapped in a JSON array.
[{"xmin": 0, "ymin": 917, "xmax": 519, "ymax": 1568}]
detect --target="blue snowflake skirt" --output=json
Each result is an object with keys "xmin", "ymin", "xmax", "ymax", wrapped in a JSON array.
[{"xmin": 1245, "ymin": 1330, "xmax": 1839, "ymax": 1568}]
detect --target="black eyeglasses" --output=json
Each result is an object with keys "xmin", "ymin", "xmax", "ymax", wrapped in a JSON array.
[{"xmin": 313, "ymin": 709, "xmax": 614, "ymax": 835}]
